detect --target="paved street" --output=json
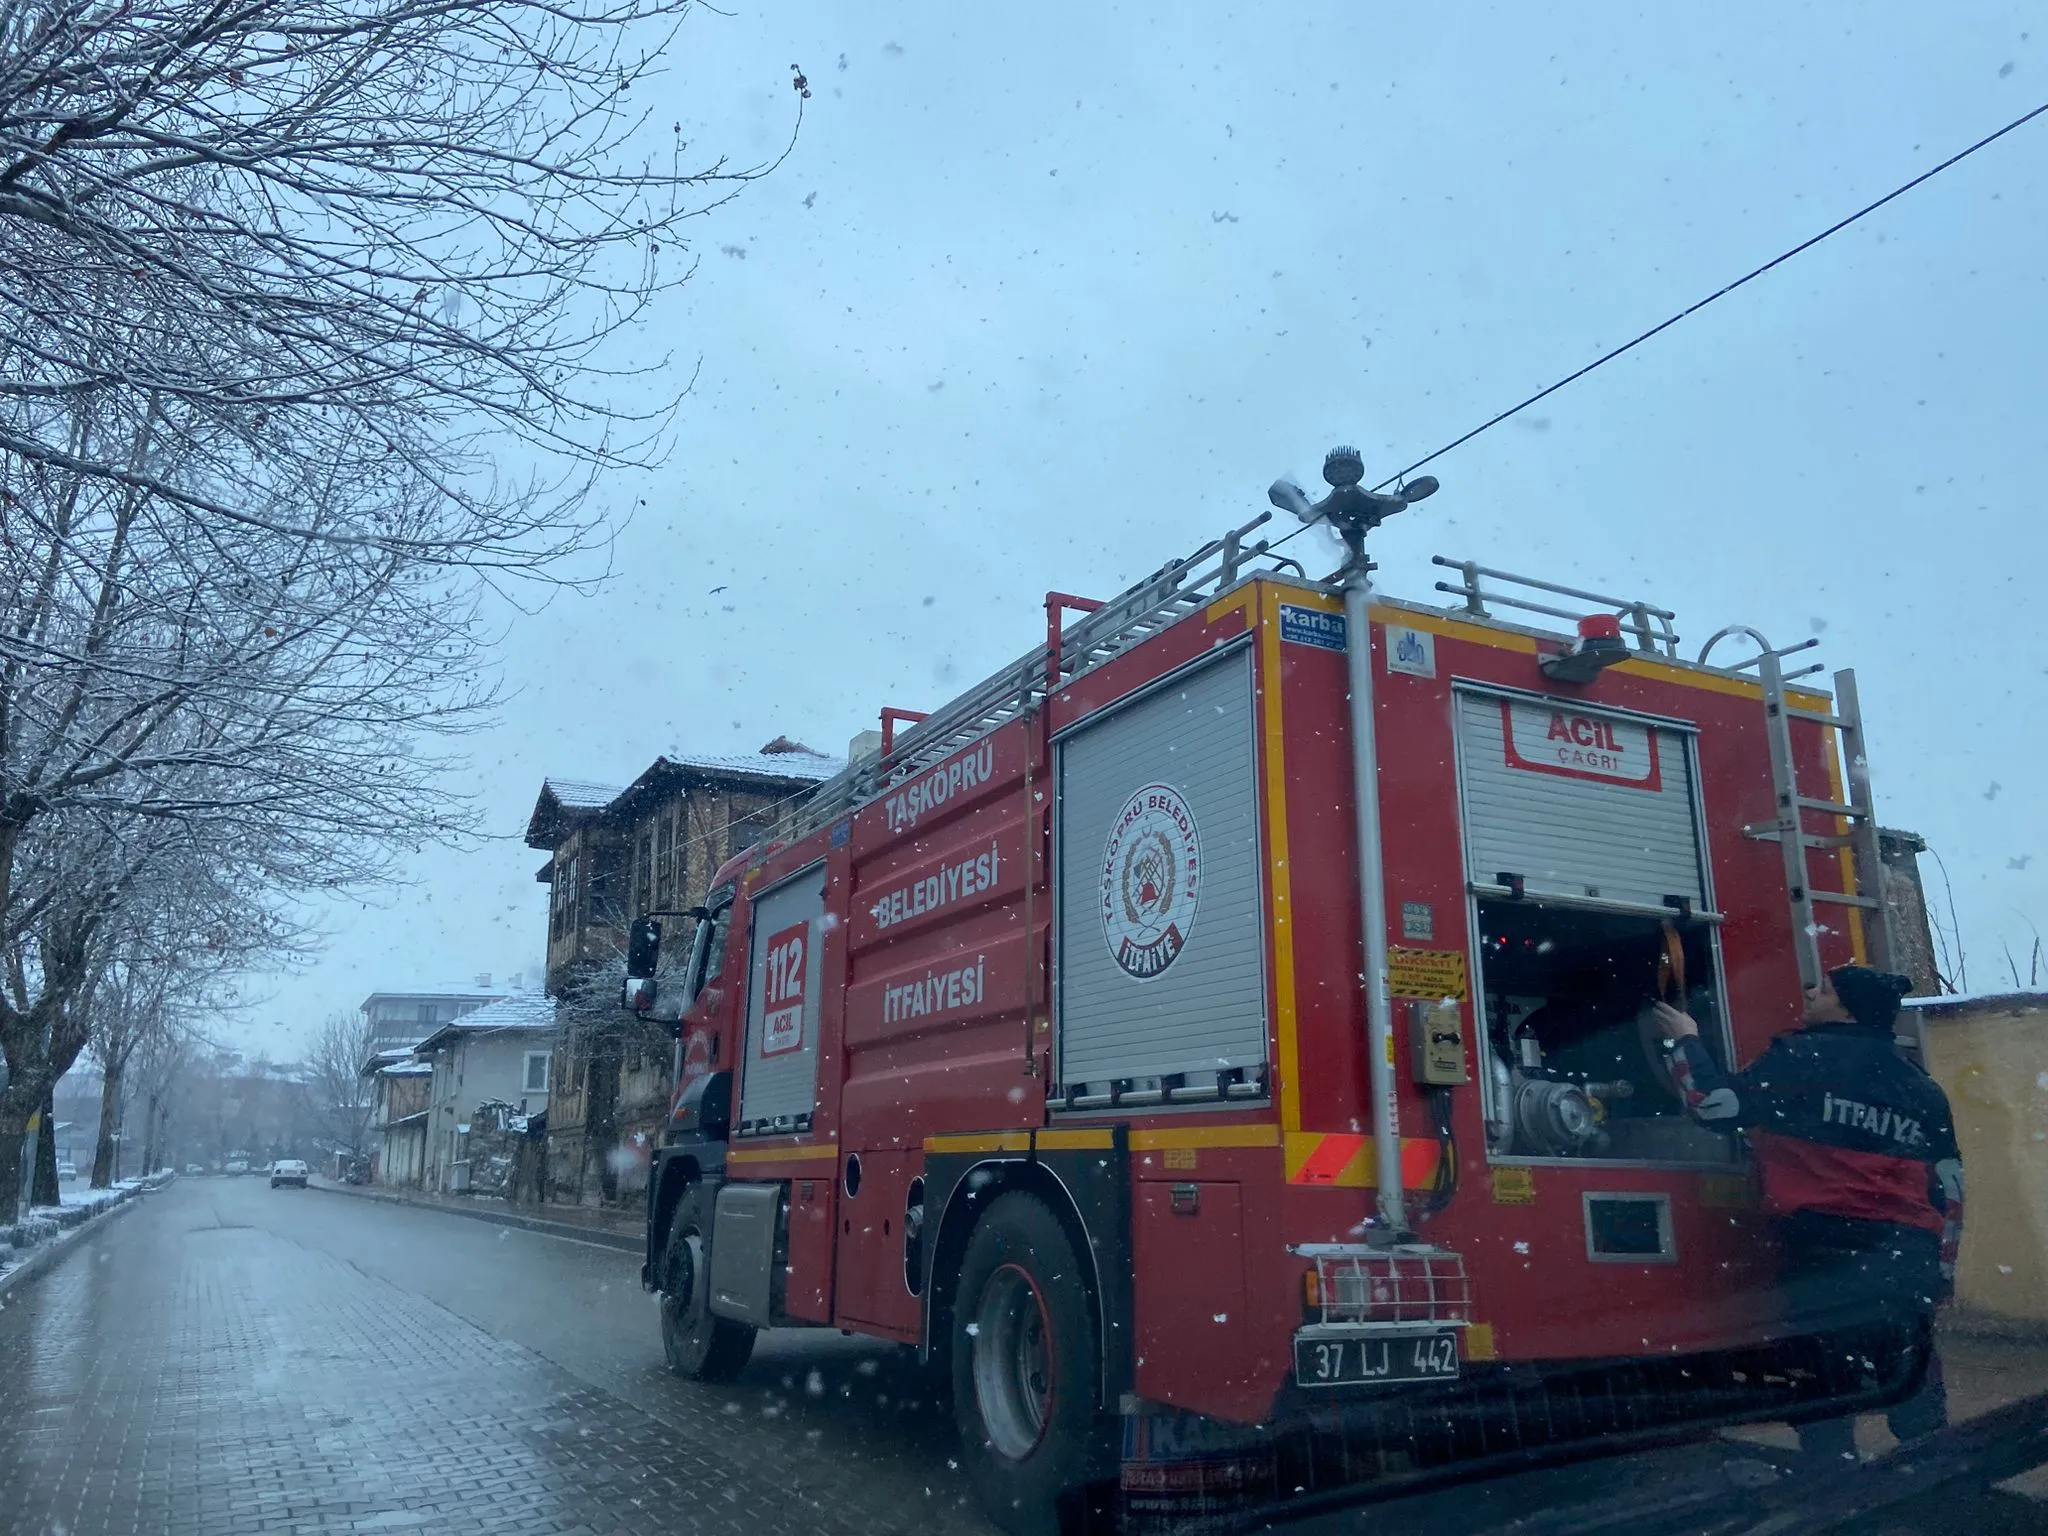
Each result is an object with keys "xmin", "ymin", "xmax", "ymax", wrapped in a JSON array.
[
  {"xmin": 1, "ymin": 1178, "xmax": 2040, "ymax": 1536},
  {"xmin": 0, "ymin": 1176, "xmax": 991, "ymax": 1536}
]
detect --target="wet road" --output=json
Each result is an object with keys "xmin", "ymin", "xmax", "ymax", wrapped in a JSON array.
[
  {"xmin": 0, "ymin": 1176, "xmax": 989, "ymax": 1536},
  {"xmin": 1, "ymin": 1178, "xmax": 2039, "ymax": 1536}
]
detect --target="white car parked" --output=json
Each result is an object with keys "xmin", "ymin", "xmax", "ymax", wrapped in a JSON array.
[{"xmin": 270, "ymin": 1159, "xmax": 309, "ymax": 1189}]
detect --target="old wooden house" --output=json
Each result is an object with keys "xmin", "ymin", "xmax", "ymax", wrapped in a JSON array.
[{"xmin": 524, "ymin": 739, "xmax": 842, "ymax": 1207}]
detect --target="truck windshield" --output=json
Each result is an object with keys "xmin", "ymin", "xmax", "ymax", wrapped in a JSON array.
[{"xmin": 683, "ymin": 888, "xmax": 734, "ymax": 1007}]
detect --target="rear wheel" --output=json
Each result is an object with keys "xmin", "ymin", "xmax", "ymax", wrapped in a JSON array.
[
  {"xmin": 659, "ymin": 1183, "xmax": 756, "ymax": 1380},
  {"xmin": 950, "ymin": 1192, "xmax": 1111, "ymax": 1536}
]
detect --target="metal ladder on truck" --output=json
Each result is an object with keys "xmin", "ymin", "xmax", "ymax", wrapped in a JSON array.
[
  {"xmin": 792, "ymin": 510, "xmax": 1291, "ymax": 841},
  {"xmin": 1699, "ymin": 628, "xmax": 1896, "ymax": 990}
]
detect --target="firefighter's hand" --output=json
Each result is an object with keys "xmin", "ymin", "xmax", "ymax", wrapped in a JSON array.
[{"xmin": 1651, "ymin": 1001, "xmax": 1699, "ymax": 1040}]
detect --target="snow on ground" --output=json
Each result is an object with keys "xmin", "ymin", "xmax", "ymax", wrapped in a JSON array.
[
  {"xmin": 57, "ymin": 1187, "xmax": 123, "ymax": 1211},
  {"xmin": 3, "ymin": 1174, "xmax": 173, "ymax": 1285}
]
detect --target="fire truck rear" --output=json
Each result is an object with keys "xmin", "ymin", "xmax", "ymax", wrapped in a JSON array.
[{"xmin": 622, "ymin": 449, "xmax": 1922, "ymax": 1534}]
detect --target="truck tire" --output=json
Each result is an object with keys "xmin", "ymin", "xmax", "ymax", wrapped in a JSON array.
[
  {"xmin": 950, "ymin": 1192, "xmax": 1110, "ymax": 1536},
  {"xmin": 659, "ymin": 1184, "xmax": 755, "ymax": 1381}
]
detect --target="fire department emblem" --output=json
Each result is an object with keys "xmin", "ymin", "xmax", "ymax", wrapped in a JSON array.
[{"xmin": 1101, "ymin": 783, "xmax": 1200, "ymax": 981}]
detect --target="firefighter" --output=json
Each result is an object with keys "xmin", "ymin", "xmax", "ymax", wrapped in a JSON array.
[{"xmin": 1651, "ymin": 967, "xmax": 1964, "ymax": 1460}]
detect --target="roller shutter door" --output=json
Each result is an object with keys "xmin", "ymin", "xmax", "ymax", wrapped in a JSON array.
[
  {"xmin": 736, "ymin": 863, "xmax": 826, "ymax": 1135},
  {"xmin": 1055, "ymin": 647, "xmax": 1265, "ymax": 1093},
  {"xmin": 1456, "ymin": 689, "xmax": 1705, "ymax": 909}
]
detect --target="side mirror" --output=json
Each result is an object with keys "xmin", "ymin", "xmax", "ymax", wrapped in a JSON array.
[
  {"xmin": 621, "ymin": 916, "xmax": 662, "ymax": 1014},
  {"xmin": 627, "ymin": 915, "xmax": 663, "ymax": 975}
]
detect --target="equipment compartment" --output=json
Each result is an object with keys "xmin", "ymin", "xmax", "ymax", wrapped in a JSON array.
[{"xmin": 1473, "ymin": 898, "xmax": 1737, "ymax": 1164}]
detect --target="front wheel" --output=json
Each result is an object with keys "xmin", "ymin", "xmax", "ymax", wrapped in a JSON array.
[
  {"xmin": 950, "ymin": 1192, "xmax": 1111, "ymax": 1536},
  {"xmin": 659, "ymin": 1184, "xmax": 756, "ymax": 1381}
]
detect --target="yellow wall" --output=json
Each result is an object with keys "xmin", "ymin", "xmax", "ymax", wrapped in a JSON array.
[{"xmin": 1922, "ymin": 1000, "xmax": 2048, "ymax": 1323}]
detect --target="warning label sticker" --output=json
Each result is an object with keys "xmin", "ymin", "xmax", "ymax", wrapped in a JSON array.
[
  {"xmin": 1387, "ymin": 946, "xmax": 1469, "ymax": 1002},
  {"xmin": 1491, "ymin": 1167, "xmax": 1536, "ymax": 1205}
]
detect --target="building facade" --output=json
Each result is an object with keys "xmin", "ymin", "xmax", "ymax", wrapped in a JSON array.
[
  {"xmin": 413, "ymin": 993, "xmax": 556, "ymax": 1194},
  {"xmin": 360, "ymin": 984, "xmax": 507, "ymax": 1052},
  {"xmin": 1907, "ymin": 989, "xmax": 2048, "ymax": 1329},
  {"xmin": 368, "ymin": 1060, "xmax": 434, "ymax": 1187},
  {"xmin": 524, "ymin": 740, "xmax": 841, "ymax": 1207}
]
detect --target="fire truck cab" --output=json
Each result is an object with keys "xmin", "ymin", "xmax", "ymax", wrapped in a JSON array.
[{"xmin": 624, "ymin": 456, "xmax": 1915, "ymax": 1534}]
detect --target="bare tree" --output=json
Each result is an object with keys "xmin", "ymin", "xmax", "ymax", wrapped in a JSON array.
[
  {"xmin": 304, "ymin": 1008, "xmax": 376, "ymax": 1166},
  {"xmin": 134, "ymin": 1022, "xmax": 198, "ymax": 1175},
  {"xmin": 0, "ymin": 8, "xmax": 790, "ymax": 1219},
  {"xmin": 83, "ymin": 955, "xmax": 172, "ymax": 1187},
  {"xmin": 552, "ymin": 921, "xmax": 683, "ymax": 1203},
  {"xmin": 0, "ymin": 0, "xmax": 792, "ymax": 1224},
  {"xmin": 1, "ymin": 764, "xmax": 311, "ymax": 1213},
  {"xmin": 0, "ymin": 0, "xmax": 797, "ymax": 558}
]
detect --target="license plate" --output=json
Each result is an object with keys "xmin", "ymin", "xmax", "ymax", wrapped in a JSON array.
[{"xmin": 1294, "ymin": 1330, "xmax": 1462, "ymax": 1388}]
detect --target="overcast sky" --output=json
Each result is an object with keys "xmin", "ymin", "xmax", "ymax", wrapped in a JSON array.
[{"xmin": 226, "ymin": 2, "xmax": 2044, "ymax": 1057}]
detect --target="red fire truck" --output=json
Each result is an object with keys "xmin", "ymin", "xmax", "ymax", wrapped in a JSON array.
[{"xmin": 623, "ymin": 449, "xmax": 1918, "ymax": 1533}]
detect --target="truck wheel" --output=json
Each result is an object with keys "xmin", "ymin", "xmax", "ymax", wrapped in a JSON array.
[
  {"xmin": 950, "ymin": 1193, "xmax": 1109, "ymax": 1535},
  {"xmin": 659, "ymin": 1184, "xmax": 755, "ymax": 1380}
]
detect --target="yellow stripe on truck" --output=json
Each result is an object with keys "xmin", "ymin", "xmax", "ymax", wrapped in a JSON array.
[
  {"xmin": 727, "ymin": 1142, "xmax": 840, "ymax": 1165},
  {"xmin": 922, "ymin": 1131, "xmax": 1032, "ymax": 1155},
  {"xmin": 1129, "ymin": 1124, "xmax": 1280, "ymax": 1151}
]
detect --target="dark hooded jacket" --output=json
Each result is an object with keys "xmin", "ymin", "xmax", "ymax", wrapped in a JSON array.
[{"xmin": 1664, "ymin": 967, "xmax": 1963, "ymax": 1253}]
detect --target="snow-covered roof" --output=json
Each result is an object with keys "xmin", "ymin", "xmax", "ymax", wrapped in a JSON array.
[
  {"xmin": 359, "ymin": 1041, "xmax": 426, "ymax": 1076},
  {"xmin": 653, "ymin": 746, "xmax": 844, "ymax": 783},
  {"xmin": 526, "ymin": 775, "xmax": 626, "ymax": 848},
  {"xmin": 413, "ymin": 991, "xmax": 556, "ymax": 1053},
  {"xmin": 361, "ymin": 984, "xmax": 507, "ymax": 1006},
  {"xmin": 528, "ymin": 741, "xmax": 843, "ymax": 849},
  {"xmin": 542, "ymin": 777, "xmax": 624, "ymax": 810},
  {"xmin": 378, "ymin": 1061, "xmax": 433, "ymax": 1077},
  {"xmin": 1901, "ymin": 988, "xmax": 2048, "ymax": 1016}
]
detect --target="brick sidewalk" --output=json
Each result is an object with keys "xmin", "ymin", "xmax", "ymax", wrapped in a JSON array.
[
  {"xmin": 0, "ymin": 1178, "xmax": 979, "ymax": 1536},
  {"xmin": 309, "ymin": 1175, "xmax": 643, "ymax": 1253}
]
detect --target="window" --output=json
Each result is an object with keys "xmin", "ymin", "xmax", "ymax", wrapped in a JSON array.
[
  {"xmin": 655, "ymin": 815, "xmax": 674, "ymax": 906},
  {"xmin": 727, "ymin": 802, "xmax": 777, "ymax": 861},
  {"xmin": 633, "ymin": 828, "xmax": 654, "ymax": 916},
  {"xmin": 523, "ymin": 1051, "xmax": 551, "ymax": 1094},
  {"xmin": 550, "ymin": 853, "xmax": 580, "ymax": 940},
  {"xmin": 668, "ymin": 804, "xmax": 689, "ymax": 907},
  {"xmin": 415, "ymin": 1002, "xmax": 435, "ymax": 1026}
]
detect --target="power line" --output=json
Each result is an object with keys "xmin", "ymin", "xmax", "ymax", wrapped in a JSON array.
[{"xmin": 1267, "ymin": 95, "xmax": 2048, "ymax": 553}]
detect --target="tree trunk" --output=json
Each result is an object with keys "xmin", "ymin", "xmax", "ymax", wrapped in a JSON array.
[
  {"xmin": 32, "ymin": 1091, "xmax": 59, "ymax": 1206},
  {"xmin": 90, "ymin": 1061, "xmax": 122, "ymax": 1188},
  {"xmin": 0, "ymin": 1070, "xmax": 50, "ymax": 1226},
  {"xmin": 142, "ymin": 1092, "xmax": 162, "ymax": 1176}
]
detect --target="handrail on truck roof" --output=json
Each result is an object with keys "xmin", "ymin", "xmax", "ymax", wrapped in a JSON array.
[{"xmin": 1430, "ymin": 556, "xmax": 1683, "ymax": 657}]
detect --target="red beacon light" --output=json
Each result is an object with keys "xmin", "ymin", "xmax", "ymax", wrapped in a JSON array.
[{"xmin": 1540, "ymin": 611, "xmax": 1632, "ymax": 684}]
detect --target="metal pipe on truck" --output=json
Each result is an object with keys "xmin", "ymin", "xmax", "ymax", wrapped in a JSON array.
[
  {"xmin": 1271, "ymin": 447, "xmax": 1438, "ymax": 1240},
  {"xmin": 1342, "ymin": 554, "xmax": 1408, "ymax": 1238}
]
